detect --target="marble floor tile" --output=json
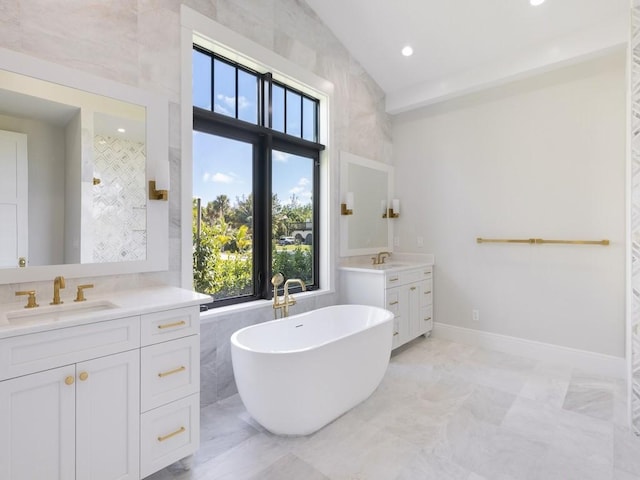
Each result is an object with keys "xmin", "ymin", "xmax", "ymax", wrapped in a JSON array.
[
  {"xmin": 247, "ymin": 453, "xmax": 329, "ymax": 480},
  {"xmin": 528, "ymin": 444, "xmax": 613, "ymax": 480},
  {"xmin": 459, "ymin": 384, "xmax": 516, "ymax": 425},
  {"xmin": 193, "ymin": 433, "xmax": 289, "ymax": 480},
  {"xmin": 394, "ymin": 450, "xmax": 474, "ymax": 480},
  {"xmin": 614, "ymin": 425, "xmax": 640, "ymax": 476},
  {"xmin": 148, "ymin": 338, "xmax": 638, "ymax": 480},
  {"xmin": 519, "ymin": 362, "xmax": 571, "ymax": 409},
  {"xmin": 562, "ymin": 382, "xmax": 614, "ymax": 421}
]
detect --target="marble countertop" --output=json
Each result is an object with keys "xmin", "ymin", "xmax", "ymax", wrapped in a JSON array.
[
  {"xmin": 338, "ymin": 253, "xmax": 434, "ymax": 274},
  {"xmin": 0, "ymin": 286, "xmax": 211, "ymax": 339}
]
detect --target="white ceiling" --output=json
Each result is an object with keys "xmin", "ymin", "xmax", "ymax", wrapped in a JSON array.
[{"xmin": 305, "ymin": 0, "xmax": 629, "ymax": 114}]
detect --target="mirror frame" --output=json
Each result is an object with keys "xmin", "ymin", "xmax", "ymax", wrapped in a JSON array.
[
  {"xmin": 0, "ymin": 47, "xmax": 168, "ymax": 284},
  {"xmin": 340, "ymin": 151, "xmax": 394, "ymax": 257}
]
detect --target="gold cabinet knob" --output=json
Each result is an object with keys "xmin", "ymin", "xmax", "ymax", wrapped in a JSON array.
[
  {"xmin": 79, "ymin": 371, "xmax": 89, "ymax": 381},
  {"xmin": 65, "ymin": 376, "xmax": 75, "ymax": 385}
]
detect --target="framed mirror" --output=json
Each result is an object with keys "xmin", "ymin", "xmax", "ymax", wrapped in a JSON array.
[
  {"xmin": 340, "ymin": 151, "xmax": 394, "ymax": 257},
  {"xmin": 0, "ymin": 48, "xmax": 168, "ymax": 284}
]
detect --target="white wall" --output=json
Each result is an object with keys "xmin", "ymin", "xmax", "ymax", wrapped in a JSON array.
[{"xmin": 392, "ymin": 51, "xmax": 626, "ymax": 357}]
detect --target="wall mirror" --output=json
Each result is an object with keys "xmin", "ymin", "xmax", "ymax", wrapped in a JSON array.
[
  {"xmin": 0, "ymin": 48, "xmax": 168, "ymax": 284},
  {"xmin": 340, "ymin": 151, "xmax": 394, "ymax": 257}
]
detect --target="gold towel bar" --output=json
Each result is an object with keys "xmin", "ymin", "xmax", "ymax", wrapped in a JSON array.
[{"xmin": 476, "ymin": 237, "xmax": 609, "ymax": 246}]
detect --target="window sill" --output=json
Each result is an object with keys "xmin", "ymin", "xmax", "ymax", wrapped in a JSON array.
[{"xmin": 199, "ymin": 288, "xmax": 335, "ymax": 325}]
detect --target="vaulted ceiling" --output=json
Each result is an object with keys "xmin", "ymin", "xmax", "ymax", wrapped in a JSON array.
[{"xmin": 305, "ymin": 0, "xmax": 628, "ymax": 114}]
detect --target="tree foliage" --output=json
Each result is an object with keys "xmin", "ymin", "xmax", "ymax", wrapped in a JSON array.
[{"xmin": 193, "ymin": 194, "xmax": 312, "ymax": 300}]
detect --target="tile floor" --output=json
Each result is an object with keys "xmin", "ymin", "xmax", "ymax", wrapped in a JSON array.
[{"xmin": 147, "ymin": 336, "xmax": 640, "ymax": 480}]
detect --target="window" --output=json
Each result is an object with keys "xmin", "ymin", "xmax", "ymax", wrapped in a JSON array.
[{"xmin": 192, "ymin": 46, "xmax": 323, "ymax": 308}]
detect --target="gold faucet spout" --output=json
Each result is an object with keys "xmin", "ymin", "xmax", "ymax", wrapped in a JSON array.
[
  {"xmin": 283, "ymin": 278, "xmax": 306, "ymax": 317},
  {"xmin": 51, "ymin": 276, "xmax": 65, "ymax": 305}
]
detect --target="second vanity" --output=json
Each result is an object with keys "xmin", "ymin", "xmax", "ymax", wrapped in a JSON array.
[
  {"xmin": 0, "ymin": 285, "xmax": 210, "ymax": 480},
  {"xmin": 340, "ymin": 256, "xmax": 434, "ymax": 349}
]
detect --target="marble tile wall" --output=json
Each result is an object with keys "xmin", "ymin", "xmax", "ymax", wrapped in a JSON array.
[
  {"xmin": 0, "ymin": 1, "xmax": 391, "ymax": 403},
  {"xmin": 631, "ymin": 1, "xmax": 640, "ymax": 434}
]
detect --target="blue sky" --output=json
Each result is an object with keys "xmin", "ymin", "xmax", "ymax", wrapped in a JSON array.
[
  {"xmin": 192, "ymin": 132, "xmax": 313, "ymax": 207},
  {"xmin": 192, "ymin": 50, "xmax": 313, "ymax": 208}
]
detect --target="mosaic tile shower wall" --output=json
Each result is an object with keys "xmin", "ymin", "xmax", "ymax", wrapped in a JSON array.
[
  {"xmin": 93, "ymin": 134, "xmax": 146, "ymax": 263},
  {"xmin": 632, "ymin": 1, "xmax": 640, "ymax": 435}
]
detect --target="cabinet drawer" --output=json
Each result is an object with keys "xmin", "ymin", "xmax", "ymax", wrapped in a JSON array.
[
  {"xmin": 386, "ymin": 273, "xmax": 403, "ymax": 287},
  {"xmin": 422, "ymin": 305, "xmax": 433, "ymax": 329},
  {"xmin": 385, "ymin": 289, "xmax": 400, "ymax": 316},
  {"xmin": 141, "ymin": 335, "xmax": 199, "ymax": 412},
  {"xmin": 421, "ymin": 279, "xmax": 433, "ymax": 307},
  {"xmin": 0, "ymin": 316, "xmax": 140, "ymax": 381},
  {"xmin": 391, "ymin": 318, "xmax": 401, "ymax": 349},
  {"xmin": 140, "ymin": 393, "xmax": 199, "ymax": 478},
  {"xmin": 141, "ymin": 307, "xmax": 199, "ymax": 346}
]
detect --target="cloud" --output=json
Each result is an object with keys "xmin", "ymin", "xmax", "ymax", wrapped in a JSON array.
[
  {"xmin": 214, "ymin": 94, "xmax": 253, "ymax": 114},
  {"xmin": 203, "ymin": 172, "xmax": 234, "ymax": 184},
  {"xmin": 288, "ymin": 176, "xmax": 312, "ymax": 203},
  {"xmin": 273, "ymin": 151, "xmax": 292, "ymax": 163}
]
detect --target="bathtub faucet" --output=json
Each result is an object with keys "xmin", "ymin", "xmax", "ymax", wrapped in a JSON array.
[
  {"xmin": 283, "ymin": 278, "xmax": 306, "ymax": 317},
  {"xmin": 272, "ymin": 273, "xmax": 306, "ymax": 318}
]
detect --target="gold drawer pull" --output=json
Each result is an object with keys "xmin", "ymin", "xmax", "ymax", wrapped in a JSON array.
[
  {"xmin": 425, "ymin": 291, "xmax": 432, "ymax": 294},
  {"xmin": 424, "ymin": 317, "xmax": 432, "ymax": 321},
  {"xmin": 389, "ymin": 277, "xmax": 399, "ymax": 282},
  {"xmin": 158, "ymin": 366, "xmax": 186, "ymax": 378},
  {"xmin": 157, "ymin": 320, "xmax": 186, "ymax": 330},
  {"xmin": 410, "ymin": 286, "xmax": 417, "ymax": 291},
  {"xmin": 389, "ymin": 301, "xmax": 399, "ymax": 306},
  {"xmin": 393, "ymin": 332, "xmax": 399, "ymax": 336},
  {"xmin": 157, "ymin": 426, "xmax": 186, "ymax": 442}
]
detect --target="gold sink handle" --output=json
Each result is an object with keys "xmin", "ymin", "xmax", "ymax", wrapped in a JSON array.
[
  {"xmin": 74, "ymin": 284, "xmax": 94, "ymax": 302},
  {"xmin": 16, "ymin": 290, "xmax": 39, "ymax": 309}
]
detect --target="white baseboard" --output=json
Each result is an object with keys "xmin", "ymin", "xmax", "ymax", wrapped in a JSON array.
[{"xmin": 432, "ymin": 322, "xmax": 626, "ymax": 379}]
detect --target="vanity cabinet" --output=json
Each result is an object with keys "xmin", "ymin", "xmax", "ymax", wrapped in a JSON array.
[
  {"xmin": 340, "ymin": 264, "xmax": 433, "ymax": 349},
  {"xmin": 0, "ymin": 324, "xmax": 140, "ymax": 480},
  {"xmin": 0, "ymin": 289, "xmax": 206, "ymax": 480}
]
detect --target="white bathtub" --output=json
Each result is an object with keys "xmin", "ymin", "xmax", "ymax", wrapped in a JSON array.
[{"xmin": 230, "ymin": 304, "xmax": 394, "ymax": 435}]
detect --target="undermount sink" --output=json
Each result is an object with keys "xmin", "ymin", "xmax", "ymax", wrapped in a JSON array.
[
  {"xmin": 6, "ymin": 300, "xmax": 119, "ymax": 325},
  {"xmin": 372, "ymin": 262, "xmax": 411, "ymax": 270}
]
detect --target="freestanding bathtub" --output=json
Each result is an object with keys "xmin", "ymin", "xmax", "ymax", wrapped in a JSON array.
[{"xmin": 230, "ymin": 304, "xmax": 394, "ymax": 435}]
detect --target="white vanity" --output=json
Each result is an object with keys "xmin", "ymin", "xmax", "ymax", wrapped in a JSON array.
[
  {"xmin": 340, "ymin": 259, "xmax": 434, "ymax": 349},
  {"xmin": 0, "ymin": 286, "xmax": 209, "ymax": 480}
]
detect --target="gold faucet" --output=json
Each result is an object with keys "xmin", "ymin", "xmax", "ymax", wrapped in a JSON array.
[
  {"xmin": 271, "ymin": 273, "xmax": 306, "ymax": 318},
  {"xmin": 16, "ymin": 290, "xmax": 39, "ymax": 308},
  {"xmin": 51, "ymin": 276, "xmax": 66, "ymax": 305},
  {"xmin": 371, "ymin": 251, "xmax": 391, "ymax": 265},
  {"xmin": 283, "ymin": 278, "xmax": 306, "ymax": 317}
]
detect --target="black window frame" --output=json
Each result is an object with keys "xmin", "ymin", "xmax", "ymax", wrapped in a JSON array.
[{"xmin": 193, "ymin": 46, "xmax": 324, "ymax": 309}]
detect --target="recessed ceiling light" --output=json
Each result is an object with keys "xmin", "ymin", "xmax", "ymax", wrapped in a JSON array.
[
  {"xmin": 401, "ymin": 45, "xmax": 413, "ymax": 57},
  {"xmin": 530, "ymin": 0, "xmax": 545, "ymax": 5},
  {"xmin": 117, "ymin": 128, "xmax": 126, "ymax": 133}
]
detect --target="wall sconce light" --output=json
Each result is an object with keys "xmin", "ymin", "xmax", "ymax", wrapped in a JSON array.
[
  {"xmin": 149, "ymin": 180, "xmax": 169, "ymax": 201},
  {"xmin": 149, "ymin": 158, "xmax": 170, "ymax": 201},
  {"xmin": 383, "ymin": 198, "xmax": 400, "ymax": 218},
  {"xmin": 341, "ymin": 192, "xmax": 354, "ymax": 215}
]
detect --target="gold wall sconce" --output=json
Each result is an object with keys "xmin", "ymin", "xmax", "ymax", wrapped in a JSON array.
[
  {"xmin": 149, "ymin": 180, "xmax": 169, "ymax": 201},
  {"xmin": 341, "ymin": 192, "xmax": 354, "ymax": 215},
  {"xmin": 383, "ymin": 199, "xmax": 400, "ymax": 218}
]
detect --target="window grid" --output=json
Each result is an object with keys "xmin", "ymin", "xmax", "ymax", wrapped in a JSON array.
[{"xmin": 193, "ymin": 45, "xmax": 324, "ymax": 309}]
